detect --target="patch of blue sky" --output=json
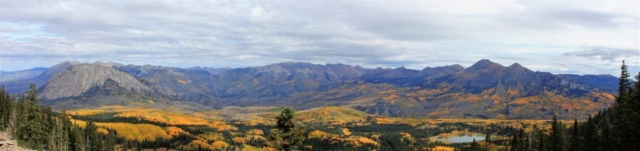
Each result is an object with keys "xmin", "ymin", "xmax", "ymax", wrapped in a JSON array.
[{"xmin": 0, "ymin": 22, "xmax": 59, "ymax": 42}]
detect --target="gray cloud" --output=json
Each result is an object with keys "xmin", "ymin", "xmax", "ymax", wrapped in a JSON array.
[
  {"xmin": 0, "ymin": 0, "xmax": 638, "ymax": 76},
  {"xmin": 564, "ymin": 47, "xmax": 639, "ymax": 61}
]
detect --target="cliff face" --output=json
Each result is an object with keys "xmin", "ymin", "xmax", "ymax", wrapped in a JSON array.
[{"xmin": 39, "ymin": 64, "xmax": 150, "ymax": 100}]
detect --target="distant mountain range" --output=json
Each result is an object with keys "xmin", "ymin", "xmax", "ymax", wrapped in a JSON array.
[{"xmin": 0, "ymin": 59, "xmax": 619, "ymax": 119}]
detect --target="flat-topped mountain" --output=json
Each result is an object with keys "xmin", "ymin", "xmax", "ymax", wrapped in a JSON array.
[{"xmin": 0, "ymin": 59, "xmax": 619, "ymax": 119}]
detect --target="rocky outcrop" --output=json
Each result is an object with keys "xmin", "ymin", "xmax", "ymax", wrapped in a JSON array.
[
  {"xmin": 40, "ymin": 64, "xmax": 150, "ymax": 100},
  {"xmin": 0, "ymin": 132, "xmax": 29, "ymax": 151}
]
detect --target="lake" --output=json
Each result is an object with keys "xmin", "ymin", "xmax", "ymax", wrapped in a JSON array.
[{"xmin": 436, "ymin": 135, "xmax": 485, "ymax": 143}]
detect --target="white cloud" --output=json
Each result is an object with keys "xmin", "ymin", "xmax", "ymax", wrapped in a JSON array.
[{"xmin": 0, "ymin": 0, "xmax": 638, "ymax": 76}]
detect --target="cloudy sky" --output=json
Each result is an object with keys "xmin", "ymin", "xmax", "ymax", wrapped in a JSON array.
[{"xmin": 1, "ymin": 0, "xmax": 638, "ymax": 76}]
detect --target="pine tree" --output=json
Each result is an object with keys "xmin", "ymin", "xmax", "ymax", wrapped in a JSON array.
[
  {"xmin": 550, "ymin": 115, "xmax": 564, "ymax": 151},
  {"xmin": 569, "ymin": 118, "xmax": 581, "ymax": 151},
  {"xmin": 537, "ymin": 128, "xmax": 546, "ymax": 151},
  {"xmin": 13, "ymin": 84, "xmax": 46, "ymax": 149},
  {"xmin": 470, "ymin": 138, "xmax": 479, "ymax": 151},
  {"xmin": 85, "ymin": 121, "xmax": 101, "ymax": 151},
  {"xmin": 485, "ymin": 132, "xmax": 491, "ymax": 146},
  {"xmin": 267, "ymin": 107, "xmax": 306, "ymax": 151},
  {"xmin": 617, "ymin": 60, "xmax": 631, "ymax": 104},
  {"xmin": 510, "ymin": 131, "xmax": 519, "ymax": 151},
  {"xmin": 631, "ymin": 71, "xmax": 640, "ymax": 150},
  {"xmin": 0, "ymin": 86, "xmax": 13, "ymax": 131},
  {"xmin": 612, "ymin": 60, "xmax": 634, "ymax": 150}
]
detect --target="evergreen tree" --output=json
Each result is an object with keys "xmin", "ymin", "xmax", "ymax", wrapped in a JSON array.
[
  {"xmin": 510, "ymin": 131, "xmax": 519, "ymax": 151},
  {"xmin": 615, "ymin": 60, "xmax": 634, "ymax": 150},
  {"xmin": 485, "ymin": 132, "xmax": 491, "ymax": 146},
  {"xmin": 550, "ymin": 115, "xmax": 564, "ymax": 151},
  {"xmin": 631, "ymin": 72, "xmax": 640, "ymax": 150},
  {"xmin": 0, "ymin": 86, "xmax": 14, "ymax": 131},
  {"xmin": 569, "ymin": 118, "xmax": 581, "ymax": 151},
  {"xmin": 470, "ymin": 138, "xmax": 479, "ymax": 151},
  {"xmin": 582, "ymin": 116, "xmax": 598, "ymax": 151},
  {"xmin": 537, "ymin": 128, "xmax": 546, "ymax": 151},
  {"xmin": 13, "ymin": 84, "xmax": 47, "ymax": 149},
  {"xmin": 85, "ymin": 121, "xmax": 101, "ymax": 151},
  {"xmin": 267, "ymin": 107, "xmax": 306, "ymax": 151}
]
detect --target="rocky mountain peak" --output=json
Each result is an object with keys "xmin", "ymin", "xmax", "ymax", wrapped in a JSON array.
[
  {"xmin": 422, "ymin": 64, "xmax": 465, "ymax": 76},
  {"xmin": 463, "ymin": 59, "xmax": 504, "ymax": 75},
  {"xmin": 37, "ymin": 61, "xmax": 79, "ymax": 78},
  {"xmin": 40, "ymin": 64, "xmax": 150, "ymax": 100}
]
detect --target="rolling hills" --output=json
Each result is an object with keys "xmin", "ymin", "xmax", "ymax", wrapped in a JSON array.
[{"xmin": 0, "ymin": 59, "xmax": 619, "ymax": 119}]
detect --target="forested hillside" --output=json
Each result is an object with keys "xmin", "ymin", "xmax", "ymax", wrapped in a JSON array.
[
  {"xmin": 0, "ymin": 60, "xmax": 638, "ymax": 150},
  {"xmin": 0, "ymin": 59, "xmax": 621, "ymax": 119},
  {"xmin": 506, "ymin": 61, "xmax": 640, "ymax": 151}
]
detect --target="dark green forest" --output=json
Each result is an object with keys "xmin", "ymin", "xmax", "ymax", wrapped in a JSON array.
[{"xmin": 505, "ymin": 61, "xmax": 640, "ymax": 151}]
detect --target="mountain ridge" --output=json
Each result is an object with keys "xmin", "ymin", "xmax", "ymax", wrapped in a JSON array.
[{"xmin": 0, "ymin": 59, "xmax": 619, "ymax": 119}]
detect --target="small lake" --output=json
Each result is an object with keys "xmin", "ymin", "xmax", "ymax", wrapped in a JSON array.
[{"xmin": 436, "ymin": 135, "xmax": 485, "ymax": 143}]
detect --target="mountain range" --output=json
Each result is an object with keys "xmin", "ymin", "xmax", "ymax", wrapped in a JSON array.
[{"xmin": 0, "ymin": 59, "xmax": 619, "ymax": 119}]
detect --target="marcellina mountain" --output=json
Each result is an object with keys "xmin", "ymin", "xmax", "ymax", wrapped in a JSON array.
[{"xmin": 0, "ymin": 59, "xmax": 619, "ymax": 119}]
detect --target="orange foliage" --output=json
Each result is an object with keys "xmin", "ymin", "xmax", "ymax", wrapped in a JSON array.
[
  {"xmin": 432, "ymin": 146, "xmax": 455, "ymax": 151},
  {"xmin": 207, "ymin": 121, "xmax": 238, "ymax": 131},
  {"xmin": 383, "ymin": 94, "xmax": 399, "ymax": 101},
  {"xmin": 307, "ymin": 130, "xmax": 379, "ymax": 147},
  {"xmin": 211, "ymin": 141, "xmax": 229, "ymax": 150},
  {"xmin": 246, "ymin": 129, "xmax": 264, "ymax": 136},
  {"xmin": 507, "ymin": 89, "xmax": 519, "ymax": 96},
  {"xmin": 188, "ymin": 139, "xmax": 213, "ymax": 150},
  {"xmin": 95, "ymin": 122, "xmax": 170, "ymax": 142},
  {"xmin": 232, "ymin": 137, "xmax": 246, "ymax": 144},
  {"xmin": 165, "ymin": 126, "xmax": 190, "ymax": 137},
  {"xmin": 308, "ymin": 130, "xmax": 329, "ymax": 139},
  {"xmin": 342, "ymin": 128, "xmax": 352, "ymax": 136},
  {"xmin": 199, "ymin": 132, "xmax": 225, "ymax": 142},
  {"xmin": 96, "ymin": 128, "xmax": 109, "ymax": 135},
  {"xmin": 463, "ymin": 95, "xmax": 482, "ymax": 102},
  {"xmin": 177, "ymin": 79, "xmax": 189, "ymax": 84},
  {"xmin": 71, "ymin": 119, "xmax": 87, "ymax": 127}
]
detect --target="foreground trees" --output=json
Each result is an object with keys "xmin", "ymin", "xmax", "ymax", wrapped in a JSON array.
[
  {"xmin": 268, "ymin": 107, "xmax": 306, "ymax": 151},
  {"xmin": 0, "ymin": 84, "xmax": 117, "ymax": 151},
  {"xmin": 508, "ymin": 60, "xmax": 640, "ymax": 151}
]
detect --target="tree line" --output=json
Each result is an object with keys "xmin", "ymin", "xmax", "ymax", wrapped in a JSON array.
[
  {"xmin": 0, "ymin": 84, "xmax": 120, "ymax": 151},
  {"xmin": 505, "ymin": 60, "xmax": 640, "ymax": 151}
]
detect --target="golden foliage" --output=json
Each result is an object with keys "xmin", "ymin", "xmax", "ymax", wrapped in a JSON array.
[
  {"xmin": 342, "ymin": 128, "xmax": 352, "ymax": 136},
  {"xmin": 71, "ymin": 119, "xmax": 87, "ymax": 127},
  {"xmin": 199, "ymin": 132, "xmax": 225, "ymax": 142},
  {"xmin": 96, "ymin": 128, "xmax": 109, "ymax": 135},
  {"xmin": 308, "ymin": 130, "xmax": 329, "ymax": 139},
  {"xmin": 96, "ymin": 122, "xmax": 170, "ymax": 142},
  {"xmin": 69, "ymin": 105, "xmax": 212, "ymax": 126},
  {"xmin": 241, "ymin": 144, "xmax": 268, "ymax": 151},
  {"xmin": 188, "ymin": 139, "xmax": 212, "ymax": 150},
  {"xmin": 165, "ymin": 126, "xmax": 190, "ymax": 137},
  {"xmin": 295, "ymin": 106, "xmax": 369, "ymax": 125},
  {"xmin": 246, "ymin": 129, "xmax": 264, "ymax": 136},
  {"xmin": 208, "ymin": 121, "xmax": 238, "ymax": 131},
  {"xmin": 307, "ymin": 130, "xmax": 379, "ymax": 147},
  {"xmin": 431, "ymin": 146, "xmax": 455, "ymax": 151},
  {"xmin": 211, "ymin": 141, "xmax": 229, "ymax": 151},
  {"xmin": 70, "ymin": 109, "xmax": 105, "ymax": 116},
  {"xmin": 233, "ymin": 137, "xmax": 246, "ymax": 144}
]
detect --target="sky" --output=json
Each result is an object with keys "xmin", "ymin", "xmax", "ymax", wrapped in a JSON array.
[{"xmin": 1, "ymin": 0, "xmax": 639, "ymax": 76}]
